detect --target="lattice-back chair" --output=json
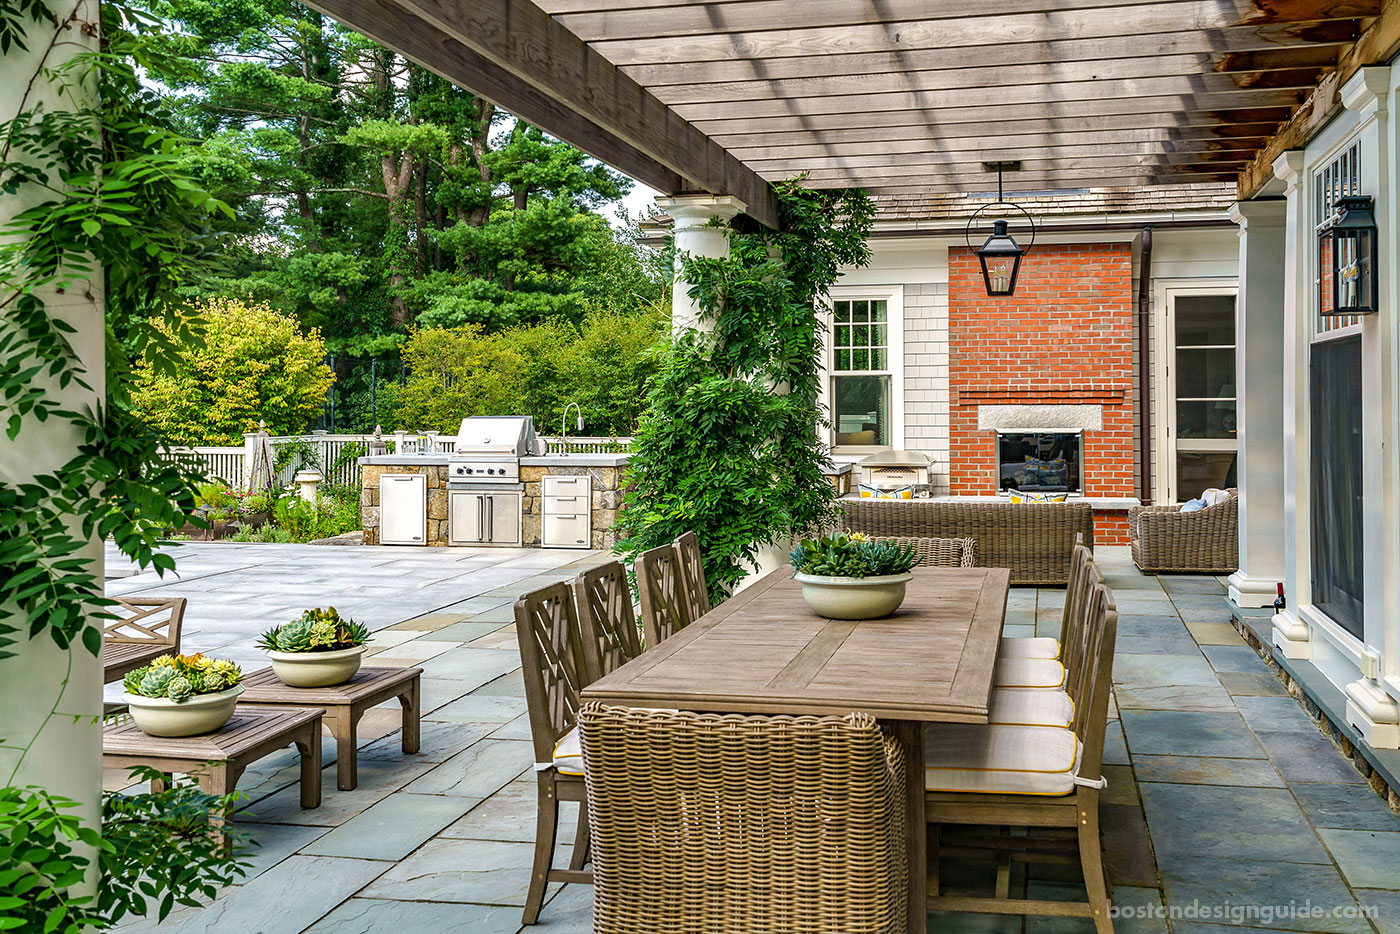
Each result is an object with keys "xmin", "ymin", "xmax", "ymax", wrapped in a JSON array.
[
  {"xmin": 998, "ymin": 533, "xmax": 1092, "ymax": 662},
  {"xmin": 572, "ymin": 561, "xmax": 642, "ymax": 683},
  {"xmin": 102, "ymin": 597, "xmax": 186, "ymax": 684},
  {"xmin": 925, "ymin": 581, "xmax": 1119, "ymax": 933},
  {"xmin": 636, "ymin": 543, "xmax": 692, "ymax": 648},
  {"xmin": 580, "ymin": 703, "xmax": 908, "ymax": 934},
  {"xmin": 874, "ymin": 535, "xmax": 975, "ymax": 568},
  {"xmin": 514, "ymin": 583, "xmax": 594, "ymax": 925},
  {"xmin": 673, "ymin": 531, "xmax": 711, "ymax": 622}
]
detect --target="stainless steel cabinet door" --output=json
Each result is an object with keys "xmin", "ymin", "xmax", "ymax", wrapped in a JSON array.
[
  {"xmin": 486, "ymin": 493, "xmax": 521, "ymax": 545},
  {"xmin": 380, "ymin": 474, "xmax": 426, "ymax": 545},
  {"xmin": 449, "ymin": 491, "xmax": 484, "ymax": 544}
]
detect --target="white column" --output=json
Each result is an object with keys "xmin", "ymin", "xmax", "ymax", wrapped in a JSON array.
[
  {"xmin": 0, "ymin": 0, "xmax": 103, "ymax": 846},
  {"xmin": 1228, "ymin": 199, "xmax": 1289, "ymax": 608},
  {"xmin": 656, "ymin": 194, "xmax": 746, "ymax": 332},
  {"xmin": 1270, "ymin": 151, "xmax": 1312, "ymax": 659}
]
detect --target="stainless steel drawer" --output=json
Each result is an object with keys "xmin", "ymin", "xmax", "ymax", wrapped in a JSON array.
[
  {"xmin": 543, "ymin": 511, "xmax": 591, "ymax": 549},
  {"xmin": 543, "ymin": 475, "xmax": 589, "ymax": 498}
]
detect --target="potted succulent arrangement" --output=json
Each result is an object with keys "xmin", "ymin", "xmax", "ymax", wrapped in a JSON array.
[
  {"xmin": 258, "ymin": 606, "xmax": 371, "ymax": 687},
  {"xmin": 122, "ymin": 654, "xmax": 245, "ymax": 737},
  {"xmin": 790, "ymin": 531, "xmax": 921, "ymax": 620}
]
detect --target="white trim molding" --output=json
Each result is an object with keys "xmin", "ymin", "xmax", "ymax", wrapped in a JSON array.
[{"xmin": 1346, "ymin": 677, "xmax": 1400, "ymax": 748}]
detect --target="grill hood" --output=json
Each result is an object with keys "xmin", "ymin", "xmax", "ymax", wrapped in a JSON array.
[{"xmin": 453, "ymin": 416, "xmax": 540, "ymax": 457}]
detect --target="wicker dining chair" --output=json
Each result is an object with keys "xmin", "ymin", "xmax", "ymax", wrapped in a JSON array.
[
  {"xmin": 673, "ymin": 530, "xmax": 711, "ymax": 622},
  {"xmin": 874, "ymin": 535, "xmax": 975, "ymax": 568},
  {"xmin": 579, "ymin": 703, "xmax": 908, "ymax": 934},
  {"xmin": 572, "ymin": 560, "xmax": 642, "ymax": 683},
  {"xmin": 925, "ymin": 582, "xmax": 1119, "ymax": 933},
  {"xmin": 514, "ymin": 583, "xmax": 594, "ymax": 925},
  {"xmin": 636, "ymin": 542, "xmax": 693, "ymax": 648}
]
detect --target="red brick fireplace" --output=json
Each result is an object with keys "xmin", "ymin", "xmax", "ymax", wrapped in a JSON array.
[{"xmin": 949, "ymin": 242, "xmax": 1137, "ymax": 543}]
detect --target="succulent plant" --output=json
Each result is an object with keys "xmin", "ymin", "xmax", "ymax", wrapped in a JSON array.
[
  {"xmin": 125, "ymin": 653, "xmax": 243, "ymax": 701},
  {"xmin": 275, "ymin": 616, "xmax": 315, "ymax": 652},
  {"xmin": 258, "ymin": 608, "xmax": 369, "ymax": 653},
  {"xmin": 790, "ymin": 531, "xmax": 920, "ymax": 579}
]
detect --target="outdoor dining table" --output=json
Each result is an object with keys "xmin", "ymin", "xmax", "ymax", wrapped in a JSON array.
[{"xmin": 582, "ymin": 564, "xmax": 1012, "ymax": 934}]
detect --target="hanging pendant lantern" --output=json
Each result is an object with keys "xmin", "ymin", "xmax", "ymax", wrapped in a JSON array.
[
  {"xmin": 1321, "ymin": 194, "xmax": 1379, "ymax": 315},
  {"xmin": 964, "ymin": 162, "xmax": 1036, "ymax": 297}
]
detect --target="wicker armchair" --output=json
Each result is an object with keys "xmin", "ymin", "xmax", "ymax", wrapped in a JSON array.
[
  {"xmin": 842, "ymin": 500, "xmax": 1093, "ymax": 585},
  {"xmin": 579, "ymin": 704, "xmax": 907, "ymax": 934},
  {"xmin": 1128, "ymin": 489, "xmax": 1238, "ymax": 574},
  {"xmin": 874, "ymin": 535, "xmax": 975, "ymax": 568}
]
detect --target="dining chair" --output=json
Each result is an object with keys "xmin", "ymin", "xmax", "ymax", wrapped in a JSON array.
[
  {"xmin": 924, "ymin": 582, "xmax": 1119, "ymax": 933},
  {"xmin": 514, "ymin": 582, "xmax": 594, "ymax": 925},
  {"xmin": 673, "ymin": 530, "xmax": 711, "ymax": 622},
  {"xmin": 1000, "ymin": 533, "xmax": 1092, "ymax": 661},
  {"xmin": 572, "ymin": 560, "xmax": 642, "ymax": 683},
  {"xmin": 875, "ymin": 535, "xmax": 975, "ymax": 568},
  {"xmin": 578, "ymin": 703, "xmax": 908, "ymax": 934},
  {"xmin": 636, "ymin": 542, "xmax": 693, "ymax": 648},
  {"xmin": 102, "ymin": 597, "xmax": 187, "ymax": 684}
]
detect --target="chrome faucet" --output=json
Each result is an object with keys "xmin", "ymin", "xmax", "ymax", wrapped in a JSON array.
[{"xmin": 561, "ymin": 402, "xmax": 584, "ymax": 455}]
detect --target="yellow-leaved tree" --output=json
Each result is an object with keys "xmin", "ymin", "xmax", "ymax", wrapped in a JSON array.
[{"xmin": 132, "ymin": 298, "xmax": 335, "ymax": 445}]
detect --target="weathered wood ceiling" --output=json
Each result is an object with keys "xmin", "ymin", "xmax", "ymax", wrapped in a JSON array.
[{"xmin": 308, "ymin": 0, "xmax": 1400, "ymax": 226}]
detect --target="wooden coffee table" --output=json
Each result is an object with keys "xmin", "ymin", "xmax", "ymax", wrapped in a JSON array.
[
  {"xmin": 237, "ymin": 666, "xmax": 423, "ymax": 791},
  {"xmin": 103, "ymin": 705, "xmax": 324, "ymax": 810}
]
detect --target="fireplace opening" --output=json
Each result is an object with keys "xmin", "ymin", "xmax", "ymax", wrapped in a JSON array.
[{"xmin": 998, "ymin": 432, "xmax": 1082, "ymax": 493}]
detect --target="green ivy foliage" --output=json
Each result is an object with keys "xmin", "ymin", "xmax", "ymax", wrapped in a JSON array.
[{"xmin": 616, "ymin": 181, "xmax": 876, "ymax": 601}]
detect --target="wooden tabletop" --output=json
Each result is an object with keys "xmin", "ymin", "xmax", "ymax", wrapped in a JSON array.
[
  {"xmin": 239, "ymin": 666, "xmax": 423, "ymax": 704},
  {"xmin": 583, "ymin": 566, "xmax": 1010, "ymax": 723},
  {"xmin": 103, "ymin": 706, "xmax": 324, "ymax": 758}
]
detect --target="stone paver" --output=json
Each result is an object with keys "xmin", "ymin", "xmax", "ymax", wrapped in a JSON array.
[{"xmin": 108, "ymin": 542, "xmax": 1400, "ymax": 934}]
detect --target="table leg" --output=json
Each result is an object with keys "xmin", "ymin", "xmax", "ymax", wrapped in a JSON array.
[
  {"xmin": 297, "ymin": 723, "xmax": 323, "ymax": 808},
  {"xmin": 325, "ymin": 712, "xmax": 358, "ymax": 791},
  {"xmin": 399, "ymin": 678, "xmax": 420, "ymax": 755},
  {"xmin": 895, "ymin": 720, "xmax": 926, "ymax": 934}
]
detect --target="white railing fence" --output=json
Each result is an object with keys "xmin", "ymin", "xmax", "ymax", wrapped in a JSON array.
[{"xmin": 167, "ymin": 431, "xmax": 632, "ymax": 489}]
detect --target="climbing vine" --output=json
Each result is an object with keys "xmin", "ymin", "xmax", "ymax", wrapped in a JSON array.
[
  {"xmin": 616, "ymin": 180, "xmax": 875, "ymax": 600},
  {"xmin": 1, "ymin": 1, "xmax": 249, "ymax": 929}
]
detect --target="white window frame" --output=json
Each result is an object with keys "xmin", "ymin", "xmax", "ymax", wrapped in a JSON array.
[
  {"xmin": 821, "ymin": 285, "xmax": 904, "ymax": 454},
  {"xmin": 1153, "ymin": 282, "xmax": 1239, "ymax": 503}
]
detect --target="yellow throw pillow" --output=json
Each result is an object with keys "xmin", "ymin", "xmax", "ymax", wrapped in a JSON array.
[
  {"xmin": 1007, "ymin": 490, "xmax": 1068, "ymax": 504},
  {"xmin": 859, "ymin": 484, "xmax": 914, "ymax": 499}
]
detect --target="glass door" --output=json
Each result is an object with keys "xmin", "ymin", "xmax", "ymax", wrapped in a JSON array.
[{"xmin": 1167, "ymin": 293, "xmax": 1239, "ymax": 501}]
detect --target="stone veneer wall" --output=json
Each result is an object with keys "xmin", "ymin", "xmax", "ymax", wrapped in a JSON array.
[{"xmin": 361, "ymin": 462, "xmax": 622, "ymax": 549}]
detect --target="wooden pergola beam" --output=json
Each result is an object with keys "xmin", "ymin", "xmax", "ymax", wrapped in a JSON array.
[
  {"xmin": 789, "ymin": 162, "xmax": 1246, "ymax": 187},
  {"xmin": 588, "ymin": 2, "xmax": 1370, "ymax": 67},
  {"xmin": 310, "ymin": 0, "xmax": 779, "ymax": 228},
  {"xmin": 712, "ymin": 118, "xmax": 1287, "ymax": 149},
  {"xmin": 750, "ymin": 149, "xmax": 1256, "ymax": 175},
  {"xmin": 548, "ymin": 0, "xmax": 1377, "ymax": 42},
  {"xmin": 732, "ymin": 134, "xmax": 1270, "ymax": 163},
  {"xmin": 1240, "ymin": 0, "xmax": 1400, "ymax": 196}
]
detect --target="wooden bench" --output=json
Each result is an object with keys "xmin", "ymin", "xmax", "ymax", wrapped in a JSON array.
[
  {"xmin": 103, "ymin": 706, "xmax": 324, "ymax": 812},
  {"xmin": 237, "ymin": 666, "xmax": 422, "ymax": 791},
  {"xmin": 102, "ymin": 597, "xmax": 186, "ymax": 684}
]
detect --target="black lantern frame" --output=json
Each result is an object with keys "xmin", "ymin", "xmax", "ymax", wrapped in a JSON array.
[
  {"xmin": 964, "ymin": 164, "xmax": 1036, "ymax": 297},
  {"xmin": 1322, "ymin": 194, "xmax": 1379, "ymax": 316}
]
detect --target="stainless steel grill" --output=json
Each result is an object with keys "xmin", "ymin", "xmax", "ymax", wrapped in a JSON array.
[{"xmin": 448, "ymin": 416, "xmax": 540, "ymax": 485}]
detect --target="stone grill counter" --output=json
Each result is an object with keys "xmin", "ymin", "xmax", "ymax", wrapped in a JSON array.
[{"xmin": 358, "ymin": 454, "xmax": 626, "ymax": 549}]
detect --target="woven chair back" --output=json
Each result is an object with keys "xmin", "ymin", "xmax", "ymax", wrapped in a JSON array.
[
  {"xmin": 579, "ymin": 703, "xmax": 908, "ymax": 934},
  {"xmin": 673, "ymin": 531, "xmax": 712, "ymax": 621},
  {"xmin": 514, "ymin": 582, "xmax": 590, "ymax": 766},
  {"xmin": 1069, "ymin": 583, "xmax": 1118, "ymax": 785},
  {"xmin": 874, "ymin": 535, "xmax": 975, "ymax": 568},
  {"xmin": 573, "ymin": 561, "xmax": 641, "ymax": 683},
  {"xmin": 103, "ymin": 597, "xmax": 186, "ymax": 647},
  {"xmin": 636, "ymin": 543, "xmax": 692, "ymax": 648}
]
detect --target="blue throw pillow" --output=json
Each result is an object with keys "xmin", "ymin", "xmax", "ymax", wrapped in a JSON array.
[{"xmin": 1180, "ymin": 498, "xmax": 1207, "ymax": 513}]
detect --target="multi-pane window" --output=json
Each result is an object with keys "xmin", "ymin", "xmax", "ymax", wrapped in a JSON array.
[
  {"xmin": 1172, "ymin": 294, "xmax": 1238, "ymax": 501},
  {"xmin": 1314, "ymin": 143, "xmax": 1362, "ymax": 333},
  {"xmin": 831, "ymin": 299, "xmax": 891, "ymax": 447}
]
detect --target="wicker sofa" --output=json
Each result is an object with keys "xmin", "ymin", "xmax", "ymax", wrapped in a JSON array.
[
  {"xmin": 840, "ymin": 499, "xmax": 1094, "ymax": 586},
  {"xmin": 1128, "ymin": 489, "xmax": 1239, "ymax": 574}
]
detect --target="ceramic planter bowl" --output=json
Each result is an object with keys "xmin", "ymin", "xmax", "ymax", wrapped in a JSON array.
[
  {"xmin": 123, "ymin": 685, "xmax": 243, "ymax": 737},
  {"xmin": 266, "ymin": 645, "xmax": 367, "ymax": 687},
  {"xmin": 793, "ymin": 572, "xmax": 913, "ymax": 620}
]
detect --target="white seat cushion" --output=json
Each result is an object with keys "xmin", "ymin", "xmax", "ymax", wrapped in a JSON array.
[
  {"xmin": 553, "ymin": 726, "xmax": 584, "ymax": 776},
  {"xmin": 999, "ymin": 636, "xmax": 1059, "ymax": 659},
  {"xmin": 925, "ymin": 724, "xmax": 1079, "ymax": 795},
  {"xmin": 993, "ymin": 657, "xmax": 1066, "ymax": 689},
  {"xmin": 988, "ymin": 688, "xmax": 1074, "ymax": 728}
]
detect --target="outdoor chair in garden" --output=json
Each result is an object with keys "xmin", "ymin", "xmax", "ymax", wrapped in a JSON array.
[
  {"xmin": 673, "ymin": 530, "xmax": 711, "ymax": 622},
  {"xmin": 102, "ymin": 597, "xmax": 187, "ymax": 684},
  {"xmin": 1129, "ymin": 488, "xmax": 1239, "ymax": 574},
  {"xmin": 578, "ymin": 703, "xmax": 908, "ymax": 934},
  {"xmin": 572, "ymin": 560, "xmax": 642, "ymax": 683},
  {"xmin": 514, "ymin": 582, "xmax": 594, "ymax": 925},
  {"xmin": 873, "ymin": 535, "xmax": 975, "ymax": 568},
  {"xmin": 924, "ymin": 582, "xmax": 1119, "ymax": 933},
  {"xmin": 636, "ymin": 542, "xmax": 693, "ymax": 648}
]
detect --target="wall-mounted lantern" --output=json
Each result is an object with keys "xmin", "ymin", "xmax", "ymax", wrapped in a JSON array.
[
  {"xmin": 965, "ymin": 162, "xmax": 1036, "ymax": 297},
  {"xmin": 1323, "ymin": 194, "xmax": 1379, "ymax": 315}
]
